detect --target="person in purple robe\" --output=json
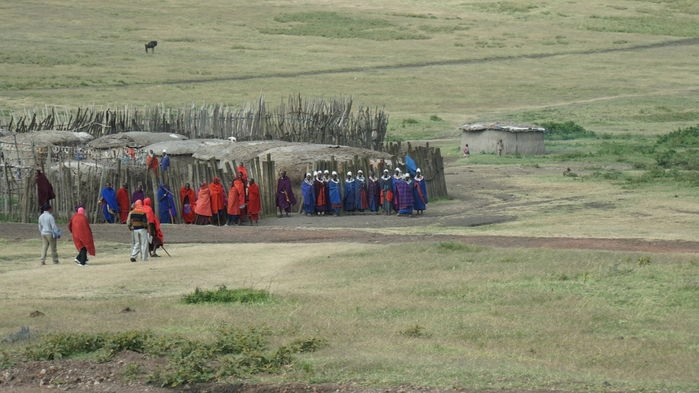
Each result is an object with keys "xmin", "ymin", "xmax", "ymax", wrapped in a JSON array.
[
  {"xmin": 394, "ymin": 173, "xmax": 414, "ymax": 216},
  {"xmin": 131, "ymin": 183, "xmax": 145, "ymax": 204},
  {"xmin": 276, "ymin": 171, "xmax": 296, "ymax": 217},
  {"xmin": 36, "ymin": 169, "xmax": 56, "ymax": 211}
]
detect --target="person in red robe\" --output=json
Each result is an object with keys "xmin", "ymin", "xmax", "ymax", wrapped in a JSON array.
[
  {"xmin": 179, "ymin": 183, "xmax": 196, "ymax": 224},
  {"xmin": 146, "ymin": 150, "xmax": 159, "ymax": 176},
  {"xmin": 247, "ymin": 178, "xmax": 262, "ymax": 225},
  {"xmin": 194, "ymin": 182, "xmax": 212, "ymax": 225},
  {"xmin": 233, "ymin": 172, "xmax": 247, "ymax": 223},
  {"xmin": 226, "ymin": 183, "xmax": 241, "ymax": 225},
  {"xmin": 209, "ymin": 177, "xmax": 225, "ymax": 226},
  {"xmin": 116, "ymin": 183, "xmax": 130, "ymax": 224},
  {"xmin": 143, "ymin": 198, "xmax": 164, "ymax": 257},
  {"xmin": 68, "ymin": 207, "xmax": 95, "ymax": 266}
]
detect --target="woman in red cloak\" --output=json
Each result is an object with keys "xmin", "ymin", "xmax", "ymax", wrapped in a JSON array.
[{"xmin": 68, "ymin": 207, "xmax": 95, "ymax": 266}]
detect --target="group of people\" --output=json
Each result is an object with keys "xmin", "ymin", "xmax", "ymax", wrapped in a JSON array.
[
  {"xmin": 36, "ymin": 169, "xmax": 95, "ymax": 266},
  {"xmin": 38, "ymin": 190, "xmax": 166, "ymax": 266},
  {"xmin": 145, "ymin": 149, "xmax": 170, "ymax": 176},
  {"xmin": 38, "ymin": 203, "xmax": 96, "ymax": 266},
  {"xmin": 117, "ymin": 184, "xmax": 166, "ymax": 260},
  {"xmin": 36, "ymin": 162, "xmax": 429, "ymax": 267},
  {"xmin": 126, "ymin": 197, "xmax": 164, "ymax": 262},
  {"xmin": 188, "ymin": 171, "xmax": 262, "ymax": 226},
  {"xmin": 100, "ymin": 182, "xmax": 177, "ymax": 227},
  {"xmin": 97, "ymin": 172, "xmax": 263, "ymax": 229},
  {"xmin": 88, "ymin": 180, "xmax": 166, "ymax": 262},
  {"xmin": 295, "ymin": 167, "xmax": 428, "ymax": 217}
]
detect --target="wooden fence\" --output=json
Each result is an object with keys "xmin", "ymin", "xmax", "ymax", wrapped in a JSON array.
[{"xmin": 1, "ymin": 96, "xmax": 388, "ymax": 150}]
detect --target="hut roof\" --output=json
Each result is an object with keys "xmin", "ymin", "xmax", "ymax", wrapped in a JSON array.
[
  {"xmin": 256, "ymin": 143, "xmax": 393, "ymax": 181},
  {"xmin": 192, "ymin": 140, "xmax": 393, "ymax": 167},
  {"xmin": 157, "ymin": 139, "xmax": 392, "ymax": 181},
  {"xmin": 191, "ymin": 140, "xmax": 296, "ymax": 162},
  {"xmin": 460, "ymin": 122, "xmax": 545, "ymax": 133},
  {"xmin": 148, "ymin": 139, "xmax": 229, "ymax": 157},
  {"xmin": 0, "ymin": 130, "xmax": 93, "ymax": 146},
  {"xmin": 87, "ymin": 131, "xmax": 187, "ymax": 149}
]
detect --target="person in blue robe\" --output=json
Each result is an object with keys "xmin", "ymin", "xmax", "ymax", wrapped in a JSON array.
[
  {"xmin": 100, "ymin": 182, "xmax": 120, "ymax": 223},
  {"xmin": 301, "ymin": 173, "xmax": 316, "ymax": 215},
  {"xmin": 157, "ymin": 183, "xmax": 177, "ymax": 223},
  {"xmin": 412, "ymin": 168, "xmax": 428, "ymax": 214},
  {"xmin": 343, "ymin": 171, "xmax": 357, "ymax": 214},
  {"xmin": 327, "ymin": 171, "xmax": 342, "ymax": 216},
  {"xmin": 404, "ymin": 154, "xmax": 417, "ymax": 177},
  {"xmin": 160, "ymin": 150, "xmax": 171, "ymax": 172}
]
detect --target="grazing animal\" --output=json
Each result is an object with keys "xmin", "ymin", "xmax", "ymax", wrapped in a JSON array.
[{"xmin": 145, "ymin": 40, "xmax": 158, "ymax": 53}]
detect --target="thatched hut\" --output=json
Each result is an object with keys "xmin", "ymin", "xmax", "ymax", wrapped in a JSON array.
[{"xmin": 460, "ymin": 122, "xmax": 545, "ymax": 155}]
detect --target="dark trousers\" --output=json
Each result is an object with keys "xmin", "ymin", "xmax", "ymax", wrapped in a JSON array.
[{"xmin": 76, "ymin": 247, "xmax": 88, "ymax": 264}]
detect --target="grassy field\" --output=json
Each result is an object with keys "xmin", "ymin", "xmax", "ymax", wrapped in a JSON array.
[
  {"xmin": 1, "ymin": 240, "xmax": 698, "ymax": 391},
  {"xmin": 1, "ymin": 0, "xmax": 697, "ymax": 134},
  {"xmin": 1, "ymin": 1, "xmax": 698, "ymax": 392}
]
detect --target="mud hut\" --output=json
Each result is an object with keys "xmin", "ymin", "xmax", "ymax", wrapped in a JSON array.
[{"xmin": 460, "ymin": 122, "xmax": 545, "ymax": 155}]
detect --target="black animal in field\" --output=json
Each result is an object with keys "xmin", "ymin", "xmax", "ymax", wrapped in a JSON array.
[{"xmin": 145, "ymin": 40, "xmax": 158, "ymax": 53}]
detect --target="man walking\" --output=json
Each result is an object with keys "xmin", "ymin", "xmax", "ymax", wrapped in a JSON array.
[
  {"xmin": 38, "ymin": 204, "xmax": 60, "ymax": 265},
  {"xmin": 127, "ymin": 200, "xmax": 149, "ymax": 262}
]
